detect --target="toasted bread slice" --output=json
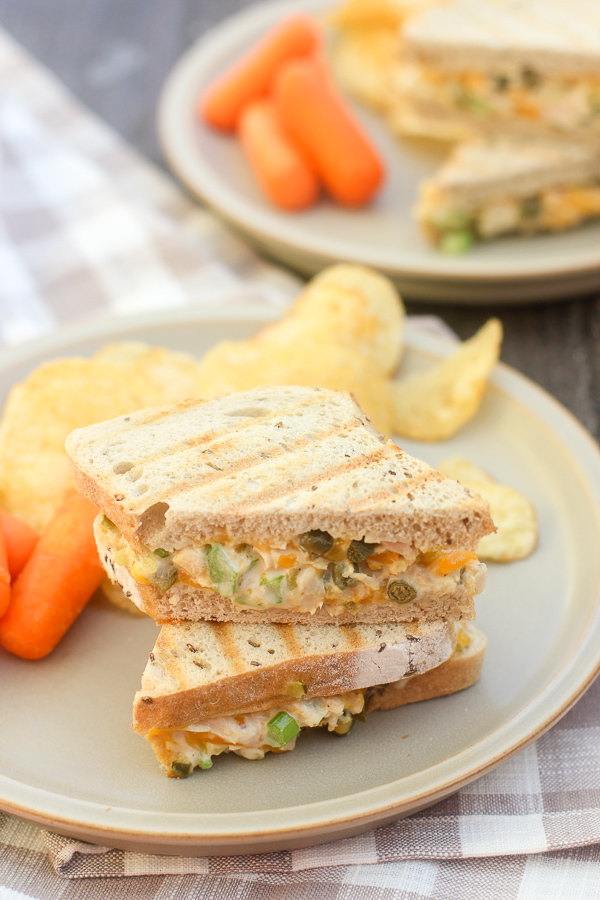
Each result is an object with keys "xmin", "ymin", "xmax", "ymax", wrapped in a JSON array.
[
  {"xmin": 66, "ymin": 386, "xmax": 494, "ymax": 552},
  {"xmin": 132, "ymin": 617, "xmax": 461, "ymax": 734},
  {"xmin": 137, "ymin": 620, "xmax": 485, "ymax": 777}
]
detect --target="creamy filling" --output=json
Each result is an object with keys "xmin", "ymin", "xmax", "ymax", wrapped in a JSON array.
[
  {"xmin": 145, "ymin": 625, "xmax": 476, "ymax": 777},
  {"xmin": 95, "ymin": 516, "xmax": 486, "ymax": 615},
  {"xmin": 418, "ymin": 183, "xmax": 600, "ymax": 252},
  {"xmin": 147, "ymin": 691, "xmax": 366, "ymax": 776},
  {"xmin": 399, "ymin": 62, "xmax": 600, "ymax": 132}
]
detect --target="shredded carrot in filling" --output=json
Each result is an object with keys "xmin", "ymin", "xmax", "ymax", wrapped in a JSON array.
[
  {"xmin": 278, "ymin": 553, "xmax": 297, "ymax": 568},
  {"xmin": 435, "ymin": 550, "xmax": 477, "ymax": 575}
]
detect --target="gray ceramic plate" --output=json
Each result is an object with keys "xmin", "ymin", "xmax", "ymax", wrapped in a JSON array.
[
  {"xmin": 1, "ymin": 307, "xmax": 600, "ymax": 855},
  {"xmin": 157, "ymin": 0, "xmax": 600, "ymax": 304}
]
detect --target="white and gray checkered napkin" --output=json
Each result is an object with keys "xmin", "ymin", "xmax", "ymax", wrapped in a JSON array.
[{"xmin": 2, "ymin": 26, "xmax": 600, "ymax": 900}]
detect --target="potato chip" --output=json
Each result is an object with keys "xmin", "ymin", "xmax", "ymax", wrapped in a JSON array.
[
  {"xmin": 93, "ymin": 342, "xmax": 203, "ymax": 406},
  {"xmin": 330, "ymin": 29, "xmax": 399, "ymax": 110},
  {"xmin": 437, "ymin": 456, "xmax": 537, "ymax": 562},
  {"xmin": 290, "ymin": 264, "xmax": 405, "ymax": 376},
  {"xmin": 196, "ymin": 336, "xmax": 393, "ymax": 435},
  {"xmin": 0, "ymin": 359, "xmax": 156, "ymax": 530},
  {"xmin": 228, "ymin": 264, "xmax": 404, "ymax": 380},
  {"xmin": 0, "ymin": 343, "xmax": 204, "ymax": 531},
  {"xmin": 327, "ymin": 0, "xmax": 407, "ymax": 30},
  {"xmin": 391, "ymin": 318, "xmax": 502, "ymax": 441}
]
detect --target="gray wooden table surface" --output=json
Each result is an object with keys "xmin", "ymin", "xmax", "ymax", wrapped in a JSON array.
[{"xmin": 1, "ymin": 0, "xmax": 599, "ymax": 442}]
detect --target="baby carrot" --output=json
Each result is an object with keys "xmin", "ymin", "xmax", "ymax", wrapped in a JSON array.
[
  {"xmin": 0, "ymin": 509, "xmax": 39, "ymax": 580},
  {"xmin": 239, "ymin": 99, "xmax": 320, "ymax": 211},
  {"xmin": 273, "ymin": 55, "xmax": 385, "ymax": 207},
  {"xmin": 0, "ymin": 492, "xmax": 105, "ymax": 660},
  {"xmin": 200, "ymin": 13, "xmax": 322, "ymax": 131},
  {"xmin": 0, "ymin": 525, "xmax": 10, "ymax": 619}
]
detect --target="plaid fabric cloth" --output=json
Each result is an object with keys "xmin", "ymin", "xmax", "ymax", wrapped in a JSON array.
[{"xmin": 2, "ymin": 25, "xmax": 600, "ymax": 900}]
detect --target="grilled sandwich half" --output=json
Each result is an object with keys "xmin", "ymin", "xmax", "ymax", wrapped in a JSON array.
[
  {"xmin": 416, "ymin": 136, "xmax": 600, "ymax": 251},
  {"xmin": 66, "ymin": 386, "xmax": 494, "ymax": 626},
  {"xmin": 132, "ymin": 618, "xmax": 485, "ymax": 776}
]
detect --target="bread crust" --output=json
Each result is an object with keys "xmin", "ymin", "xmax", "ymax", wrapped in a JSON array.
[{"xmin": 365, "ymin": 622, "xmax": 486, "ymax": 712}]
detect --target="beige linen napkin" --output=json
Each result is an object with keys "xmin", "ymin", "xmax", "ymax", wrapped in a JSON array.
[{"xmin": 2, "ymin": 26, "xmax": 600, "ymax": 900}]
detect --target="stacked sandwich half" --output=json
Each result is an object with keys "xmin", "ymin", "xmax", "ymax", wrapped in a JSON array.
[
  {"xmin": 332, "ymin": 0, "xmax": 600, "ymax": 250},
  {"xmin": 66, "ymin": 386, "xmax": 494, "ymax": 777},
  {"xmin": 398, "ymin": 0, "xmax": 600, "ymax": 250}
]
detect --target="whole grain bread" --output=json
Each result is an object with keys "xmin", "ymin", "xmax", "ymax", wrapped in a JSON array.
[
  {"xmin": 132, "ymin": 617, "xmax": 460, "ymax": 733},
  {"xmin": 66, "ymin": 386, "xmax": 494, "ymax": 552},
  {"xmin": 365, "ymin": 620, "xmax": 486, "ymax": 712}
]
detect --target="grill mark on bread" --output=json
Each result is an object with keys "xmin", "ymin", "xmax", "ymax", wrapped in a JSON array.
[
  {"xmin": 67, "ymin": 387, "xmax": 495, "ymax": 553},
  {"xmin": 158, "ymin": 444, "xmax": 392, "ymax": 512},
  {"xmin": 210, "ymin": 623, "xmax": 246, "ymax": 674},
  {"xmin": 279, "ymin": 625, "xmax": 302, "ymax": 658},
  {"xmin": 109, "ymin": 395, "xmax": 325, "ymax": 471},
  {"xmin": 131, "ymin": 417, "xmax": 382, "ymax": 505}
]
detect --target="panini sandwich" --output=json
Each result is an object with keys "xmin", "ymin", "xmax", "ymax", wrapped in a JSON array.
[
  {"xmin": 395, "ymin": 0, "xmax": 600, "ymax": 142},
  {"xmin": 66, "ymin": 386, "xmax": 494, "ymax": 626},
  {"xmin": 416, "ymin": 136, "xmax": 600, "ymax": 251},
  {"xmin": 133, "ymin": 618, "xmax": 485, "ymax": 776}
]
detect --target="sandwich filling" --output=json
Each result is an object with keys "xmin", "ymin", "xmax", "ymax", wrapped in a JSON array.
[
  {"xmin": 418, "ymin": 182, "xmax": 600, "ymax": 251},
  {"xmin": 397, "ymin": 63, "xmax": 600, "ymax": 134},
  {"xmin": 144, "ymin": 627, "xmax": 475, "ymax": 777},
  {"xmin": 96, "ymin": 516, "xmax": 486, "ymax": 615}
]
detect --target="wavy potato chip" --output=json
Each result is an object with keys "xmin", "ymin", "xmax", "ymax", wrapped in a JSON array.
[
  {"xmin": 0, "ymin": 359, "xmax": 152, "ymax": 530},
  {"xmin": 196, "ymin": 336, "xmax": 393, "ymax": 435},
  {"xmin": 437, "ymin": 456, "xmax": 537, "ymax": 562},
  {"xmin": 194, "ymin": 264, "xmax": 401, "ymax": 434},
  {"xmin": 330, "ymin": 28, "xmax": 399, "ymax": 110},
  {"xmin": 289, "ymin": 264, "xmax": 405, "ymax": 376},
  {"xmin": 391, "ymin": 318, "xmax": 502, "ymax": 441},
  {"xmin": 94, "ymin": 342, "xmax": 203, "ymax": 406},
  {"xmin": 0, "ymin": 344, "xmax": 205, "ymax": 531}
]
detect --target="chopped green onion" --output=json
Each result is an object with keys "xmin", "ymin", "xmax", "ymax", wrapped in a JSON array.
[
  {"xmin": 154, "ymin": 548, "xmax": 170, "ymax": 558},
  {"xmin": 431, "ymin": 209, "xmax": 471, "ymax": 232},
  {"xmin": 205, "ymin": 544, "xmax": 239, "ymax": 596},
  {"xmin": 267, "ymin": 711, "xmax": 300, "ymax": 747},
  {"xmin": 439, "ymin": 230, "xmax": 475, "ymax": 255},
  {"xmin": 259, "ymin": 574, "xmax": 285, "ymax": 603},
  {"xmin": 286, "ymin": 569, "xmax": 298, "ymax": 591}
]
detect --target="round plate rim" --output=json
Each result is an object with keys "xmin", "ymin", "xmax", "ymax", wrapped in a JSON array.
[{"xmin": 1, "ymin": 306, "xmax": 600, "ymax": 851}]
